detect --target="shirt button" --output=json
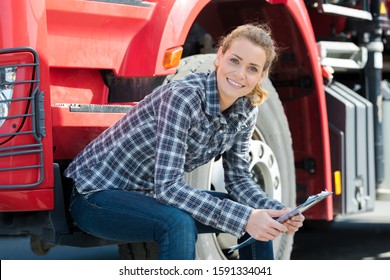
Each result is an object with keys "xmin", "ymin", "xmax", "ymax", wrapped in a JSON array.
[{"xmin": 207, "ymin": 150, "xmax": 212, "ymax": 154}]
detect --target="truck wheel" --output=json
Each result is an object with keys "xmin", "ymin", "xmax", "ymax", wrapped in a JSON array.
[{"xmin": 171, "ymin": 54, "xmax": 296, "ymax": 260}]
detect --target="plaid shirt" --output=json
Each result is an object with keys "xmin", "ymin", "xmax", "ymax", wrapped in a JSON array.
[{"xmin": 64, "ymin": 71, "xmax": 285, "ymax": 237}]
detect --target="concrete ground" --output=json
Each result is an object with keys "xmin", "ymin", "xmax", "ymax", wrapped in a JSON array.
[{"xmin": 291, "ymin": 199, "xmax": 390, "ymax": 260}]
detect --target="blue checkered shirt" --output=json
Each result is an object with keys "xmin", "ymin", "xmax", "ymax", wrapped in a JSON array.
[{"xmin": 64, "ymin": 71, "xmax": 285, "ymax": 237}]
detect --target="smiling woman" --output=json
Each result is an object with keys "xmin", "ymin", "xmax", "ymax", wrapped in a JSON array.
[
  {"xmin": 215, "ymin": 24, "xmax": 277, "ymax": 107},
  {"xmin": 63, "ymin": 23, "xmax": 302, "ymax": 260},
  {"xmin": 164, "ymin": 53, "xmax": 297, "ymax": 260},
  {"xmin": 215, "ymin": 37, "xmax": 268, "ymax": 111}
]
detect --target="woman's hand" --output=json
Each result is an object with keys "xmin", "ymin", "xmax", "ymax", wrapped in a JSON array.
[
  {"xmin": 245, "ymin": 209, "xmax": 305, "ymax": 241},
  {"xmin": 245, "ymin": 209, "xmax": 290, "ymax": 241},
  {"xmin": 282, "ymin": 211, "xmax": 305, "ymax": 235}
]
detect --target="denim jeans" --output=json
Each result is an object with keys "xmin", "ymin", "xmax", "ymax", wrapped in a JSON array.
[{"xmin": 69, "ymin": 188, "xmax": 274, "ymax": 260}]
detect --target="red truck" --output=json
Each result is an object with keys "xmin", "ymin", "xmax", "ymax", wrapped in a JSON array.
[{"xmin": 1, "ymin": 0, "xmax": 390, "ymax": 259}]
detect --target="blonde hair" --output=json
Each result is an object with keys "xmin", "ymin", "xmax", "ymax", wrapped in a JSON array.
[{"xmin": 217, "ymin": 23, "xmax": 277, "ymax": 105}]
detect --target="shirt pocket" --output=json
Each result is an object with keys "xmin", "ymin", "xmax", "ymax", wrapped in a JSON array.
[{"xmin": 186, "ymin": 120, "xmax": 216, "ymax": 152}]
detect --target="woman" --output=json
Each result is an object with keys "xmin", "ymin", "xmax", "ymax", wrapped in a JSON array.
[{"xmin": 65, "ymin": 23, "xmax": 304, "ymax": 260}]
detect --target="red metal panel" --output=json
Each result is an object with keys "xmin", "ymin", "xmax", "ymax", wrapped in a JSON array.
[
  {"xmin": 45, "ymin": 0, "xmax": 210, "ymax": 76},
  {"xmin": 0, "ymin": 0, "xmax": 54, "ymax": 211},
  {"xmin": 45, "ymin": 0, "xmax": 155, "ymax": 74},
  {"xmin": 51, "ymin": 106, "xmax": 130, "ymax": 159},
  {"xmin": 0, "ymin": 189, "xmax": 53, "ymax": 211},
  {"xmin": 280, "ymin": 0, "xmax": 333, "ymax": 220}
]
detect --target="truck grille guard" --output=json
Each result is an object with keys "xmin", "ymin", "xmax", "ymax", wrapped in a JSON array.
[{"xmin": 0, "ymin": 47, "xmax": 45, "ymax": 189}]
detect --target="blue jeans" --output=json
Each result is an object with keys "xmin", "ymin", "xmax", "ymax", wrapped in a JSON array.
[{"xmin": 69, "ymin": 188, "xmax": 274, "ymax": 260}]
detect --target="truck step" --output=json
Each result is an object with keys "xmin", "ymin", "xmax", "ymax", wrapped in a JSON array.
[{"xmin": 54, "ymin": 103, "xmax": 135, "ymax": 114}]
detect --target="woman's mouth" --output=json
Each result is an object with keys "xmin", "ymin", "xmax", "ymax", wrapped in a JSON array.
[{"xmin": 227, "ymin": 78, "xmax": 244, "ymax": 89}]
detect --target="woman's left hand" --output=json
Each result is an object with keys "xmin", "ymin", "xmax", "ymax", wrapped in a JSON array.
[{"xmin": 282, "ymin": 212, "xmax": 305, "ymax": 235}]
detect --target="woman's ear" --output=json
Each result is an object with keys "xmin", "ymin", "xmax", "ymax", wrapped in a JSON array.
[{"xmin": 259, "ymin": 69, "xmax": 269, "ymax": 83}]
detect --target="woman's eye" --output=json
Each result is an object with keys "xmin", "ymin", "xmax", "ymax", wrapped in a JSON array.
[
  {"xmin": 248, "ymin": 66, "xmax": 258, "ymax": 73},
  {"xmin": 230, "ymin": 58, "xmax": 239, "ymax": 64}
]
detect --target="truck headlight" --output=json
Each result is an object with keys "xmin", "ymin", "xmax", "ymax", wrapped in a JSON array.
[{"xmin": 0, "ymin": 67, "xmax": 17, "ymax": 127}]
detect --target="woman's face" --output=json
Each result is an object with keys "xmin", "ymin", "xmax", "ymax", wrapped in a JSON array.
[{"xmin": 215, "ymin": 37, "xmax": 268, "ymax": 110}]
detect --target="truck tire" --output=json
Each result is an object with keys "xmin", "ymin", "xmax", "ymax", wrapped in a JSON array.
[{"xmin": 170, "ymin": 54, "xmax": 296, "ymax": 260}]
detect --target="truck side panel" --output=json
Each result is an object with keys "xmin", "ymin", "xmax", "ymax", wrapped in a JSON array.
[{"xmin": 0, "ymin": 0, "xmax": 54, "ymax": 211}]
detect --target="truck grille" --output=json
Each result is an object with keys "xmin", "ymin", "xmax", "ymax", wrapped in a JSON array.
[{"xmin": 0, "ymin": 48, "xmax": 45, "ymax": 189}]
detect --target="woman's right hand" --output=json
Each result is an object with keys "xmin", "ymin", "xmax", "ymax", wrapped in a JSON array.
[{"xmin": 245, "ymin": 209, "xmax": 290, "ymax": 241}]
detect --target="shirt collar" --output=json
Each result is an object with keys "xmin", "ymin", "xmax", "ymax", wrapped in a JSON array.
[
  {"xmin": 205, "ymin": 71, "xmax": 221, "ymax": 116},
  {"xmin": 205, "ymin": 71, "xmax": 255, "ymax": 119}
]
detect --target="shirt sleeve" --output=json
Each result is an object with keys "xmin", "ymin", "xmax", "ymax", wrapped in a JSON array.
[
  {"xmin": 153, "ymin": 87, "xmax": 252, "ymax": 237},
  {"xmin": 222, "ymin": 112, "xmax": 286, "ymax": 210}
]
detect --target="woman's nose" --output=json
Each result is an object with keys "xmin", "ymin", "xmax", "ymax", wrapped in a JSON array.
[{"xmin": 237, "ymin": 66, "xmax": 246, "ymax": 79}]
